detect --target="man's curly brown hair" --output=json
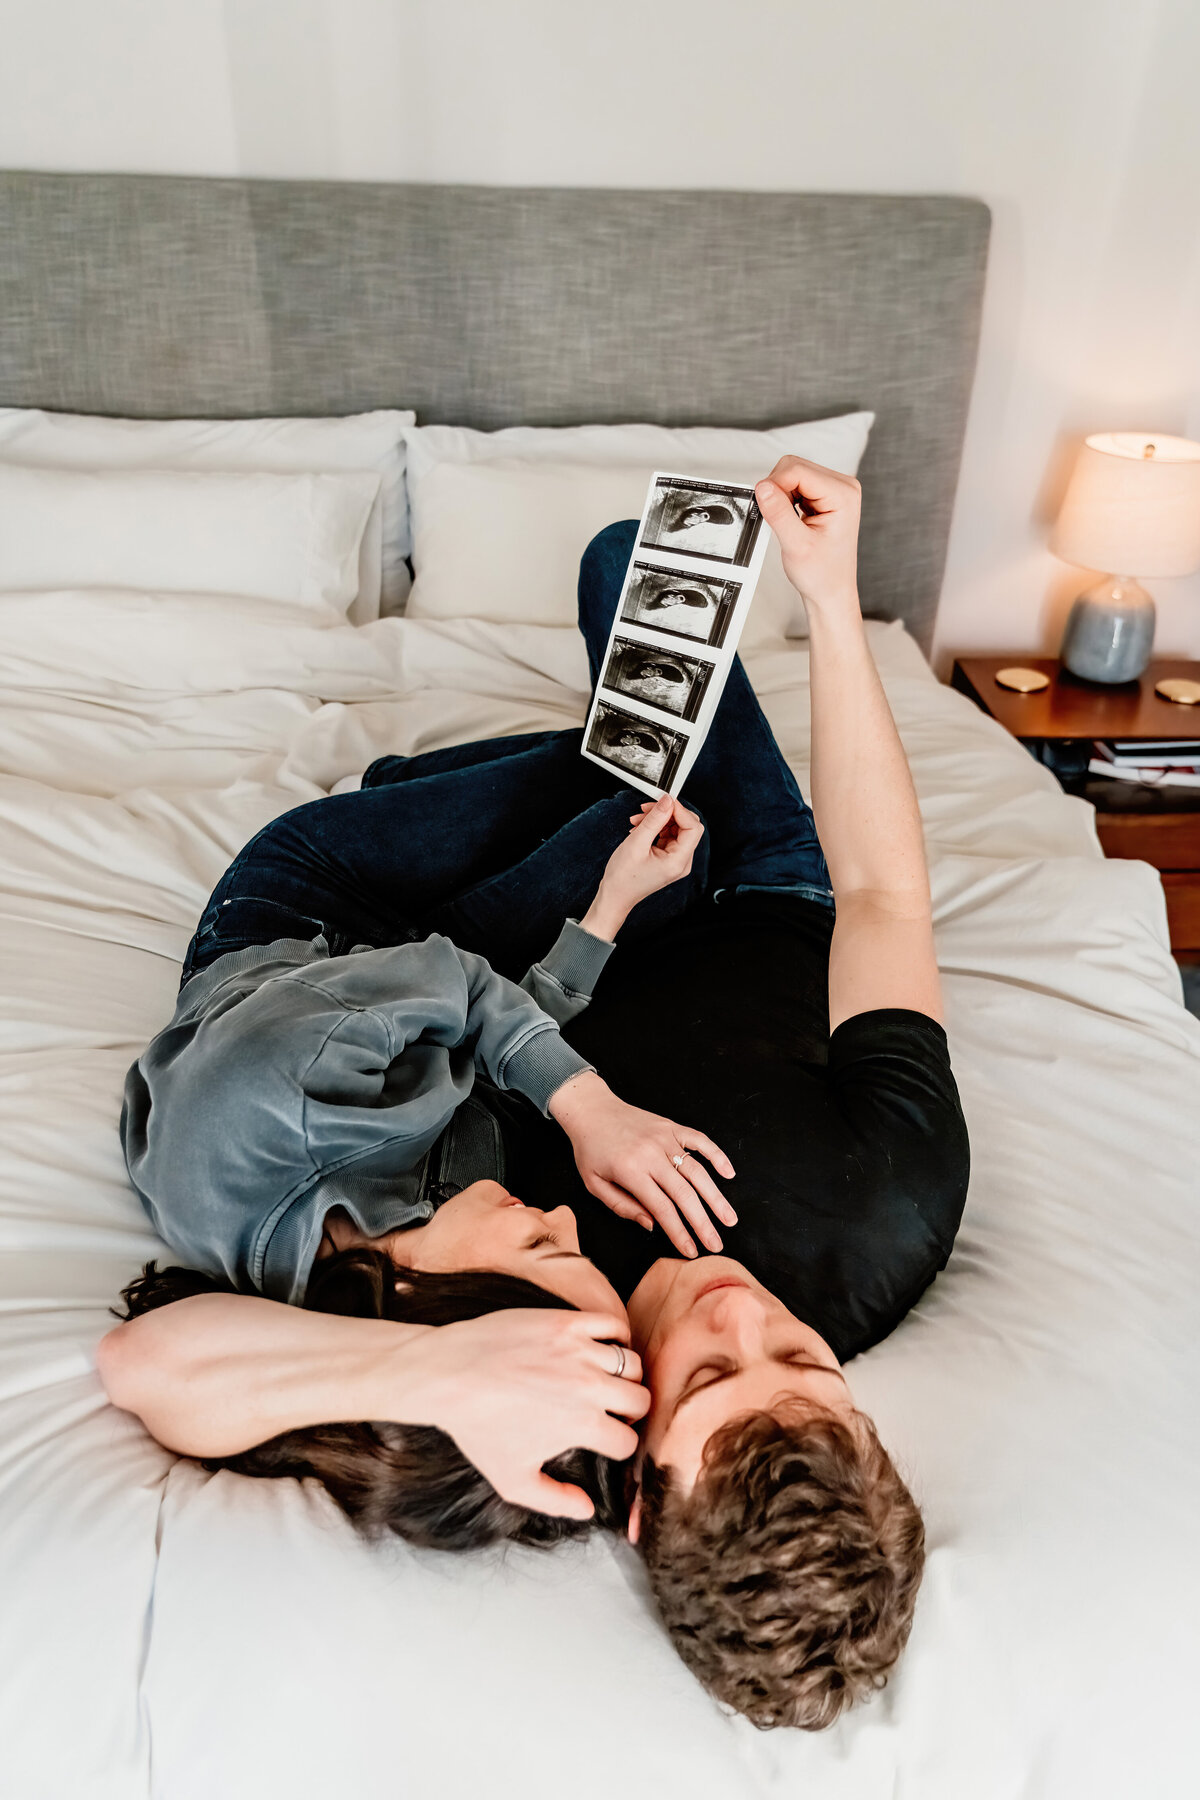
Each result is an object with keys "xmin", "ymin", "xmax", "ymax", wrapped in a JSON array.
[{"xmin": 636, "ymin": 1404, "xmax": 925, "ymax": 1730}]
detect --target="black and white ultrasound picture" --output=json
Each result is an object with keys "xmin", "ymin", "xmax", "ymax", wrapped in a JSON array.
[
  {"xmin": 601, "ymin": 637, "xmax": 714, "ymax": 723},
  {"xmin": 585, "ymin": 702, "xmax": 688, "ymax": 791},
  {"xmin": 638, "ymin": 477, "xmax": 762, "ymax": 567},
  {"xmin": 619, "ymin": 561, "xmax": 739, "ymax": 648}
]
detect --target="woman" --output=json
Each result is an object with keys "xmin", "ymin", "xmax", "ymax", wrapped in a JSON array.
[
  {"xmin": 108, "ymin": 530, "xmax": 749, "ymax": 1537},
  {"xmin": 107, "ymin": 466, "xmax": 842, "ymax": 1549}
]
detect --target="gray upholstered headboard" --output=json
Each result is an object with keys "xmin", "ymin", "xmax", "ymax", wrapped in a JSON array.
[{"xmin": 0, "ymin": 173, "xmax": 989, "ymax": 651}]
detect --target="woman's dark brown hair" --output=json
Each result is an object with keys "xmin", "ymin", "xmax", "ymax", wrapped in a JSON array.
[{"xmin": 117, "ymin": 1253, "xmax": 625, "ymax": 1552}]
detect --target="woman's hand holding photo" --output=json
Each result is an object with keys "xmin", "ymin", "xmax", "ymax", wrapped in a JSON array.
[
  {"xmin": 548, "ymin": 1068, "xmax": 736, "ymax": 1258},
  {"xmin": 579, "ymin": 793, "xmax": 704, "ymax": 942}
]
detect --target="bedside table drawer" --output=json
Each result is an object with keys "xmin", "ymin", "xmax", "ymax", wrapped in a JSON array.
[
  {"xmin": 1163, "ymin": 875, "xmax": 1200, "ymax": 951},
  {"xmin": 1095, "ymin": 811, "xmax": 1200, "ymax": 867}
]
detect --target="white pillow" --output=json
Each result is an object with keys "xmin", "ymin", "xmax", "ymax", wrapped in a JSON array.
[
  {"xmin": 0, "ymin": 408, "xmax": 414, "ymax": 623},
  {"xmin": 0, "ymin": 465, "xmax": 379, "ymax": 617},
  {"xmin": 403, "ymin": 414, "xmax": 873, "ymax": 644}
]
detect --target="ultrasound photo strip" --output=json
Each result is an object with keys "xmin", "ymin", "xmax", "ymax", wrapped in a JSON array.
[
  {"xmin": 619, "ymin": 562, "xmax": 740, "ymax": 649},
  {"xmin": 599, "ymin": 637, "xmax": 716, "ymax": 723},
  {"xmin": 581, "ymin": 468, "xmax": 772, "ymax": 798},
  {"xmin": 637, "ymin": 475, "xmax": 764, "ymax": 568},
  {"xmin": 585, "ymin": 701, "xmax": 689, "ymax": 792}
]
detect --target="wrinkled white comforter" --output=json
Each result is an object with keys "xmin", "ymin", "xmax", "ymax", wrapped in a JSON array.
[{"xmin": 1, "ymin": 593, "xmax": 1197, "ymax": 1800}]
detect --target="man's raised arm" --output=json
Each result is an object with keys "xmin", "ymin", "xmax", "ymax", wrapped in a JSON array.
[{"xmin": 755, "ymin": 459, "xmax": 943, "ymax": 1032}]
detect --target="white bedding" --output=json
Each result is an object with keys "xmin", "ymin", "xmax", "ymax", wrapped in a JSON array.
[{"xmin": 2, "ymin": 594, "xmax": 1198, "ymax": 1800}]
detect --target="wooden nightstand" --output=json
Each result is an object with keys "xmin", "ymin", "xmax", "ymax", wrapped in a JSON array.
[{"xmin": 951, "ymin": 656, "xmax": 1200, "ymax": 954}]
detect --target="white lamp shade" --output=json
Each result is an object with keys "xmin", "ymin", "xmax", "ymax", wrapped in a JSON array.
[{"xmin": 1051, "ymin": 431, "xmax": 1200, "ymax": 577}]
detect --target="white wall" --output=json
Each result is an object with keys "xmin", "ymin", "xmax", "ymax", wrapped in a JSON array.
[{"xmin": 2, "ymin": 0, "xmax": 1198, "ymax": 666}]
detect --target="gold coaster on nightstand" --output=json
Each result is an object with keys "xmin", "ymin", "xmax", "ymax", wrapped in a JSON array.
[
  {"xmin": 994, "ymin": 666, "xmax": 1051, "ymax": 693},
  {"xmin": 1155, "ymin": 678, "xmax": 1200, "ymax": 705}
]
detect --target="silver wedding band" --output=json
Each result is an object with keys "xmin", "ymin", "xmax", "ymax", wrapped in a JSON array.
[
  {"xmin": 610, "ymin": 1343, "xmax": 626, "ymax": 1379},
  {"xmin": 671, "ymin": 1152, "xmax": 691, "ymax": 1171}
]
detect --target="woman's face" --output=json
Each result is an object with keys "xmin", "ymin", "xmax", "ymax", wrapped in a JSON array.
[{"xmin": 388, "ymin": 1181, "xmax": 627, "ymax": 1317}]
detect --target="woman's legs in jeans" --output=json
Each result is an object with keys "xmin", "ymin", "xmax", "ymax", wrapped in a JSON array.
[
  {"xmin": 376, "ymin": 520, "xmax": 831, "ymax": 906},
  {"xmin": 359, "ymin": 729, "xmax": 580, "ymax": 792},
  {"xmin": 183, "ymin": 736, "xmax": 623, "ymax": 983},
  {"xmin": 576, "ymin": 521, "xmax": 832, "ymax": 905},
  {"xmin": 182, "ymin": 516, "xmax": 823, "ymax": 986},
  {"xmin": 182, "ymin": 726, "xmax": 707, "ymax": 988},
  {"xmin": 369, "ymin": 520, "xmax": 825, "ymax": 961},
  {"xmin": 357, "ymin": 737, "xmax": 712, "ymax": 978},
  {"xmin": 426, "ymin": 793, "xmax": 708, "ymax": 981}
]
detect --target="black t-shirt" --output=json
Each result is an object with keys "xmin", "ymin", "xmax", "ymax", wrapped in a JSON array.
[{"xmin": 496, "ymin": 892, "xmax": 970, "ymax": 1363}]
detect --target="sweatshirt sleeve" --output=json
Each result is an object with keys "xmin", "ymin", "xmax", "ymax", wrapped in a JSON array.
[
  {"xmin": 293, "ymin": 936, "xmax": 593, "ymax": 1118},
  {"xmin": 519, "ymin": 920, "xmax": 616, "ymax": 1026},
  {"xmin": 451, "ymin": 940, "xmax": 593, "ymax": 1113}
]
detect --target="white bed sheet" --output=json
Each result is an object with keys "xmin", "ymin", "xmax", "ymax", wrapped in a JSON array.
[{"xmin": 1, "ymin": 597, "xmax": 1197, "ymax": 1800}]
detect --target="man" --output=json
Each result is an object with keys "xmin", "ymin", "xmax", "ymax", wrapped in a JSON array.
[
  {"xmin": 100, "ymin": 456, "xmax": 968, "ymax": 1728},
  {"xmin": 497, "ymin": 458, "xmax": 968, "ymax": 1726}
]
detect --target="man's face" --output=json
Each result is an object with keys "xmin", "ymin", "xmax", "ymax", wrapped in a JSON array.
[{"xmin": 626, "ymin": 1256, "xmax": 854, "ymax": 1511}]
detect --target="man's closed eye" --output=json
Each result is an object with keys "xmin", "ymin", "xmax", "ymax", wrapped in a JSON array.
[{"xmin": 679, "ymin": 1362, "xmax": 736, "ymax": 1404}]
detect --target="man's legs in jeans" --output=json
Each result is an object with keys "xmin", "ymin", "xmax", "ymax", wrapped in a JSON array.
[{"xmin": 576, "ymin": 521, "xmax": 833, "ymax": 906}]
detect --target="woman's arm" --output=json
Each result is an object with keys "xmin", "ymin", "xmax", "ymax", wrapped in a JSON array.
[
  {"xmin": 577, "ymin": 793, "xmax": 704, "ymax": 943},
  {"xmin": 97, "ymin": 1293, "xmax": 427, "ymax": 1457},
  {"xmin": 755, "ymin": 460, "xmax": 943, "ymax": 1032},
  {"xmin": 519, "ymin": 793, "xmax": 705, "ymax": 1026},
  {"xmin": 511, "ymin": 791, "xmax": 736, "ymax": 1258},
  {"xmin": 97, "ymin": 1292, "xmax": 646, "ymax": 1519}
]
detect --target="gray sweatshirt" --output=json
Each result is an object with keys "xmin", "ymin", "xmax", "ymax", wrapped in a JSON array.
[{"xmin": 121, "ymin": 922, "xmax": 614, "ymax": 1304}]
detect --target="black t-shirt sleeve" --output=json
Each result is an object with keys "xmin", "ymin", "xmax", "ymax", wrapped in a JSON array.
[
  {"xmin": 816, "ymin": 1008, "xmax": 970, "ymax": 1356},
  {"xmin": 827, "ymin": 1010, "xmax": 969, "ymax": 1235}
]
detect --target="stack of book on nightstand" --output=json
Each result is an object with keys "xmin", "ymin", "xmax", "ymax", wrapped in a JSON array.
[{"xmin": 1089, "ymin": 739, "xmax": 1200, "ymax": 788}]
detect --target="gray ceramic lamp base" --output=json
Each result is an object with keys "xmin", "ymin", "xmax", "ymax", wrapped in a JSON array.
[{"xmin": 1060, "ymin": 576, "xmax": 1156, "ymax": 683}]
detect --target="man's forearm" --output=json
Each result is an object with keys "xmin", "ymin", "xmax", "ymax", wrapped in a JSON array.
[
  {"xmin": 756, "ymin": 459, "xmax": 942, "ymax": 1027},
  {"xmin": 805, "ymin": 599, "xmax": 930, "ymax": 906},
  {"xmin": 97, "ymin": 1294, "xmax": 430, "ymax": 1458}
]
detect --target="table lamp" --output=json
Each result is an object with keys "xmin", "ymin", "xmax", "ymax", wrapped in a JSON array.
[{"xmin": 1051, "ymin": 431, "xmax": 1200, "ymax": 683}]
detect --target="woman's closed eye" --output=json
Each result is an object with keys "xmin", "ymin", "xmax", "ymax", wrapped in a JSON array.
[{"xmin": 526, "ymin": 1228, "xmax": 591, "ymax": 1268}]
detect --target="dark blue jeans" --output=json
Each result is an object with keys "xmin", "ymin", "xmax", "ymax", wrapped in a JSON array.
[{"xmin": 181, "ymin": 521, "xmax": 831, "ymax": 986}]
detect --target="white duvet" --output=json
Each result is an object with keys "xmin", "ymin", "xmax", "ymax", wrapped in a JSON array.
[{"xmin": 1, "ymin": 592, "xmax": 1198, "ymax": 1800}]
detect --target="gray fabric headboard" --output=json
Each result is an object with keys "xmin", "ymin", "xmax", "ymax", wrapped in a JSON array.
[{"xmin": 0, "ymin": 173, "xmax": 989, "ymax": 651}]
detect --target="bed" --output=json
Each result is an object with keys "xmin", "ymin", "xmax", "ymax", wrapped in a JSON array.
[{"xmin": 1, "ymin": 174, "xmax": 1198, "ymax": 1800}]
